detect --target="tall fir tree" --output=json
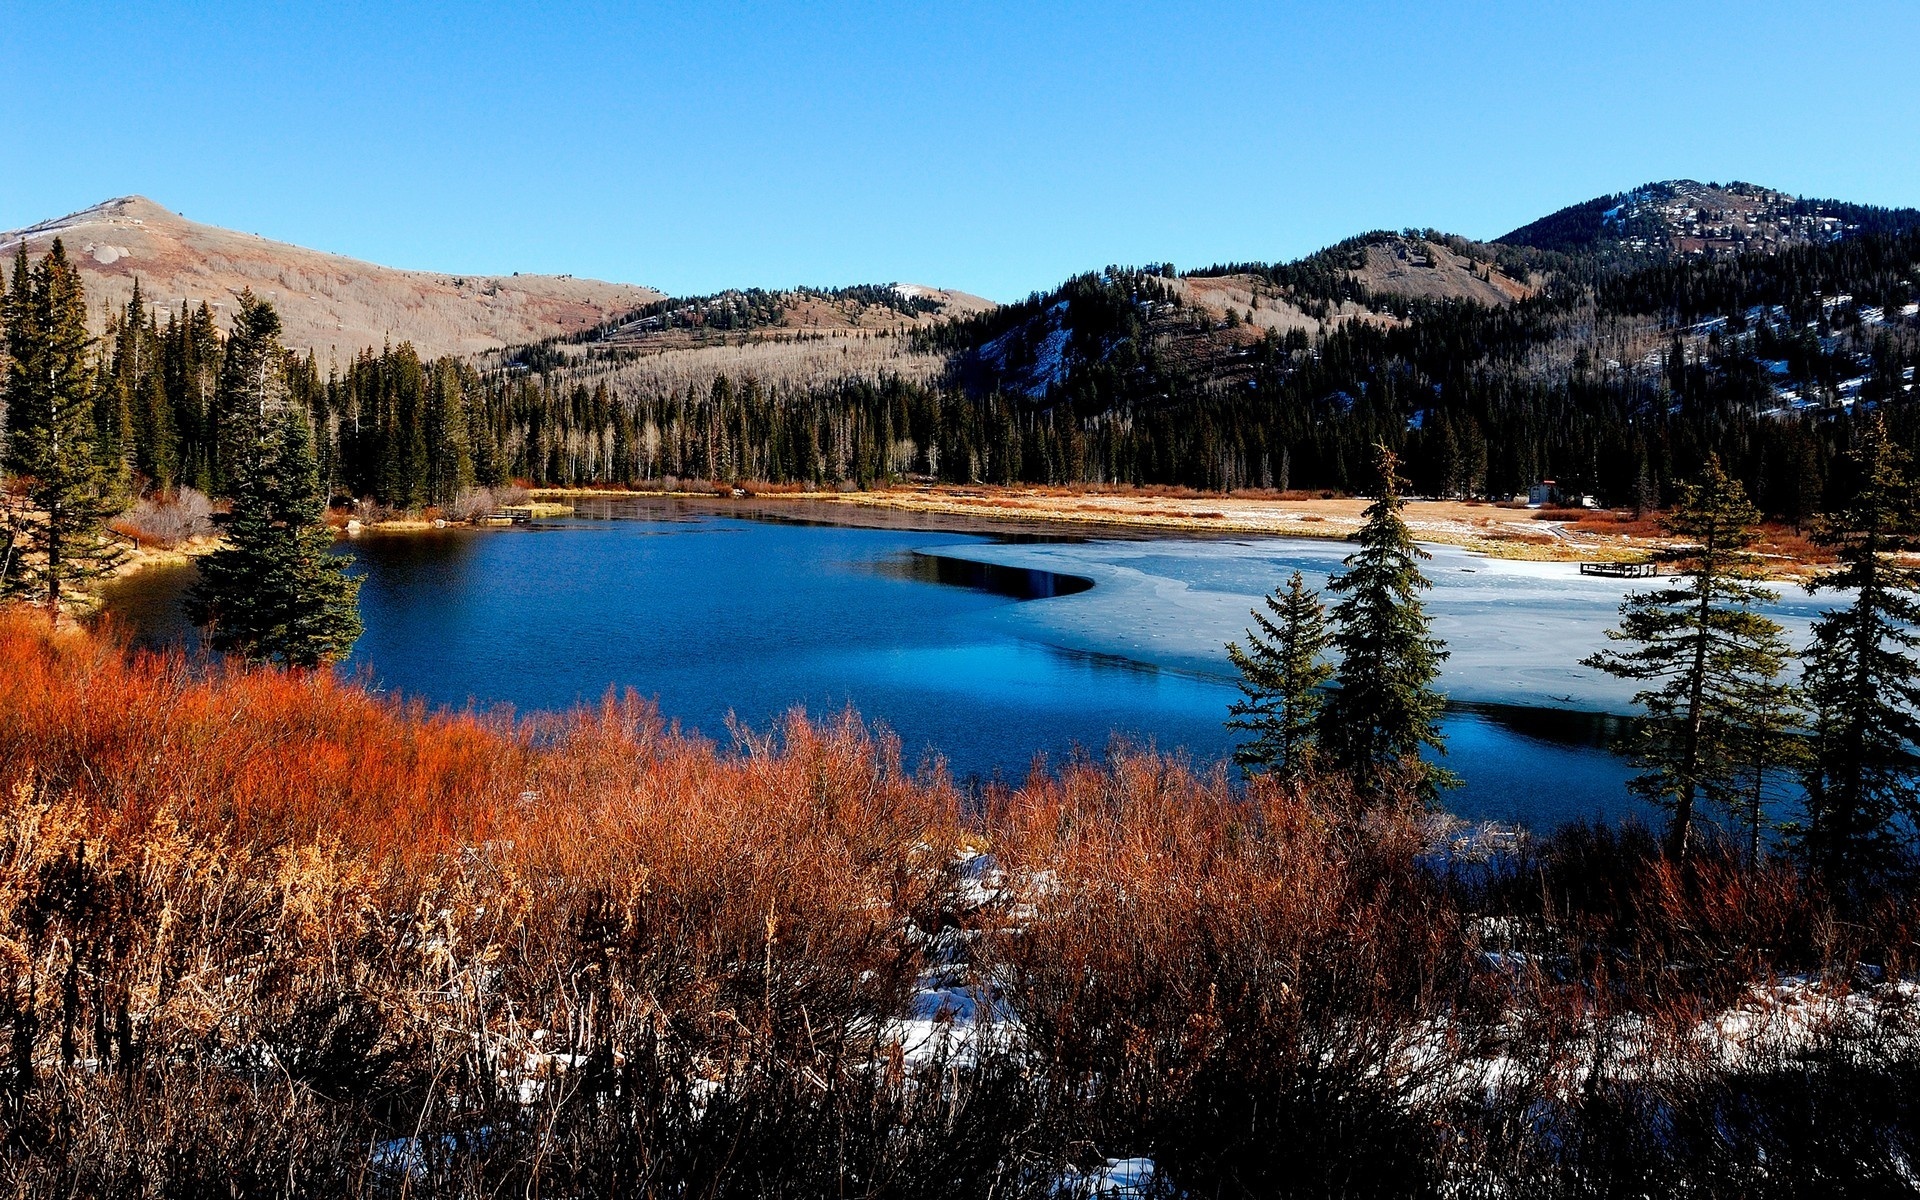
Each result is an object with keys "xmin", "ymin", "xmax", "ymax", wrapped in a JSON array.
[
  {"xmin": 1796, "ymin": 414, "xmax": 1920, "ymax": 889},
  {"xmin": 1227, "ymin": 570, "xmax": 1332, "ymax": 776},
  {"xmin": 163, "ymin": 299, "xmax": 223, "ymax": 492},
  {"xmin": 1584, "ymin": 456, "xmax": 1791, "ymax": 861},
  {"xmin": 188, "ymin": 295, "xmax": 361, "ymax": 667},
  {"xmin": 0, "ymin": 242, "xmax": 128, "ymax": 620},
  {"xmin": 1315, "ymin": 445, "xmax": 1455, "ymax": 799}
]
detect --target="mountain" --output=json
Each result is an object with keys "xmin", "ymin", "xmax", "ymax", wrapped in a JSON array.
[
  {"xmin": 0, "ymin": 196, "xmax": 665, "ymax": 359},
  {"xmin": 1498, "ymin": 179, "xmax": 1920, "ymax": 262},
  {"xmin": 924, "ymin": 231, "xmax": 1538, "ymax": 402}
]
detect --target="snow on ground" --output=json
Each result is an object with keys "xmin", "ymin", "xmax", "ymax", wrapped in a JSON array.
[{"xmin": 889, "ymin": 851, "xmax": 1023, "ymax": 1066}]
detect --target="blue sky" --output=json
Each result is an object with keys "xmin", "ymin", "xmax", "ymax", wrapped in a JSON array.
[{"xmin": 3, "ymin": 2, "xmax": 1917, "ymax": 301}]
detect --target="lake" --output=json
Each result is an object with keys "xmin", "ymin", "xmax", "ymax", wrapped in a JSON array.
[{"xmin": 98, "ymin": 497, "xmax": 1841, "ymax": 830}]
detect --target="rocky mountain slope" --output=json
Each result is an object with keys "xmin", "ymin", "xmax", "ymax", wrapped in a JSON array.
[{"xmin": 0, "ymin": 196, "xmax": 665, "ymax": 359}]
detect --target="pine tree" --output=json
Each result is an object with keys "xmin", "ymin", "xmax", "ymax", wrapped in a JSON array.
[
  {"xmin": 1796, "ymin": 414, "xmax": 1920, "ymax": 888},
  {"xmin": 188, "ymin": 295, "xmax": 361, "ymax": 667},
  {"xmin": 1227, "ymin": 570, "xmax": 1332, "ymax": 776},
  {"xmin": 1, "ymin": 242, "xmax": 128, "ymax": 620},
  {"xmin": 1584, "ymin": 456, "xmax": 1789, "ymax": 861},
  {"xmin": 1316, "ymin": 445, "xmax": 1455, "ymax": 799},
  {"xmin": 165, "ymin": 300, "xmax": 222, "ymax": 492}
]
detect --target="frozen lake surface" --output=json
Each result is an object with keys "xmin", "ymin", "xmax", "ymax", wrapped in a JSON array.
[{"xmin": 947, "ymin": 536, "xmax": 1836, "ymax": 714}]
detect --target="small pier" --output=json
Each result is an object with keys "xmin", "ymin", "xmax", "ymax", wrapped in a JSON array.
[{"xmin": 1579, "ymin": 560, "xmax": 1657, "ymax": 578}]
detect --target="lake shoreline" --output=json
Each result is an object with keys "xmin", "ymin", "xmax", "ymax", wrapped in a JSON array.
[{"xmin": 522, "ymin": 483, "xmax": 1670, "ymax": 564}]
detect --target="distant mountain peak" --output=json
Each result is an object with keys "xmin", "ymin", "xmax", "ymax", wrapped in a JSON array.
[{"xmin": 1498, "ymin": 179, "xmax": 1920, "ymax": 260}]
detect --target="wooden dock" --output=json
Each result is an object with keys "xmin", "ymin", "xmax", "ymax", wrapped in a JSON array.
[{"xmin": 1579, "ymin": 560, "xmax": 1657, "ymax": 578}]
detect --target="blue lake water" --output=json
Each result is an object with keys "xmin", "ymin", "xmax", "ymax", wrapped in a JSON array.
[{"xmin": 102, "ymin": 495, "xmax": 1818, "ymax": 830}]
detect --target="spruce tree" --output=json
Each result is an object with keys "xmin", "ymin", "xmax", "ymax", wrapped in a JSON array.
[
  {"xmin": 0, "ymin": 242, "xmax": 128, "ymax": 620},
  {"xmin": 1227, "ymin": 570, "xmax": 1332, "ymax": 776},
  {"xmin": 1796, "ymin": 414, "xmax": 1920, "ymax": 888},
  {"xmin": 1316, "ymin": 445, "xmax": 1455, "ymax": 799},
  {"xmin": 188, "ymin": 295, "xmax": 361, "ymax": 667},
  {"xmin": 1584, "ymin": 456, "xmax": 1789, "ymax": 861}
]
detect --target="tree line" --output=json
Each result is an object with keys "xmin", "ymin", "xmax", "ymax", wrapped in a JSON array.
[{"xmin": 414, "ymin": 228, "xmax": 1917, "ymax": 514}]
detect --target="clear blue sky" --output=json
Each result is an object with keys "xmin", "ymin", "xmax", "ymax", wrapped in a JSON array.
[{"xmin": 3, "ymin": 2, "xmax": 1916, "ymax": 302}]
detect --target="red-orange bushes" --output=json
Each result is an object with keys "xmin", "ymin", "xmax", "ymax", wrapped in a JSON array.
[
  {"xmin": 0, "ymin": 607, "xmax": 982, "ymax": 1193},
  {"xmin": 11, "ymin": 607, "xmax": 1920, "ymax": 1194},
  {"xmin": 0, "ymin": 610, "xmax": 527, "ymax": 857}
]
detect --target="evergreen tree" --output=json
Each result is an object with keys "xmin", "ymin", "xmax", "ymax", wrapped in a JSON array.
[
  {"xmin": 1796, "ymin": 414, "xmax": 1920, "ymax": 888},
  {"xmin": 188, "ymin": 296, "xmax": 361, "ymax": 667},
  {"xmin": 423, "ymin": 356, "xmax": 473, "ymax": 506},
  {"xmin": 1584, "ymin": 457, "xmax": 1789, "ymax": 860},
  {"xmin": 0, "ymin": 242, "xmax": 128, "ymax": 620},
  {"xmin": 1227, "ymin": 570, "xmax": 1332, "ymax": 776},
  {"xmin": 1316, "ymin": 445, "xmax": 1455, "ymax": 799},
  {"xmin": 110, "ymin": 279, "xmax": 179, "ymax": 491},
  {"xmin": 164, "ymin": 300, "xmax": 222, "ymax": 492}
]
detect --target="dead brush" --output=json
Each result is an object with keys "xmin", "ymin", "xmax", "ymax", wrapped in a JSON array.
[{"xmin": 977, "ymin": 753, "xmax": 1494, "ymax": 1196}]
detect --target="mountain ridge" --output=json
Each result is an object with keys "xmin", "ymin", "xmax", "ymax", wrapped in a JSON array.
[{"xmin": 0, "ymin": 195, "xmax": 667, "ymax": 360}]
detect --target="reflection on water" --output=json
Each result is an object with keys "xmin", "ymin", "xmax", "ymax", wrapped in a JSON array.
[
  {"xmin": 875, "ymin": 551, "xmax": 1095, "ymax": 600},
  {"xmin": 95, "ymin": 502, "xmax": 1655, "ymax": 828},
  {"xmin": 1457, "ymin": 701, "xmax": 1634, "ymax": 752},
  {"xmin": 94, "ymin": 561, "xmax": 203, "ymax": 653}
]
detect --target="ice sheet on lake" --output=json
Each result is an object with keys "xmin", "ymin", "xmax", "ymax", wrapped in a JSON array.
[{"xmin": 927, "ymin": 537, "xmax": 1839, "ymax": 716}]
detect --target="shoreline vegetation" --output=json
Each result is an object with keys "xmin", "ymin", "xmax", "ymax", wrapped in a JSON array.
[{"xmin": 3, "ymin": 610, "xmax": 1919, "ymax": 1194}]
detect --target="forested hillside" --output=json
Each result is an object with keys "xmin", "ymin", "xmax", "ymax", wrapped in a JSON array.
[
  {"xmin": 19, "ymin": 181, "xmax": 1920, "ymax": 520},
  {"xmin": 425, "ymin": 185, "xmax": 1919, "ymax": 519}
]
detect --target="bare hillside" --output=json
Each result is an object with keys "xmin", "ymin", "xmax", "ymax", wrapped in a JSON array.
[
  {"xmin": 1348, "ymin": 237, "xmax": 1534, "ymax": 305},
  {"xmin": 0, "ymin": 196, "xmax": 664, "ymax": 359}
]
